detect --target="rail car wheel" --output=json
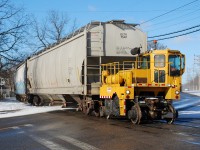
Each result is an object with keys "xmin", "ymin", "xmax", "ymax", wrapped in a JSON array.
[
  {"xmin": 49, "ymin": 101, "xmax": 54, "ymax": 106},
  {"xmin": 33, "ymin": 96, "xmax": 41, "ymax": 106},
  {"xmin": 128, "ymin": 103, "xmax": 142, "ymax": 124},
  {"xmin": 27, "ymin": 94, "xmax": 34, "ymax": 104},
  {"xmin": 86, "ymin": 107, "xmax": 93, "ymax": 115},
  {"xmin": 81, "ymin": 101, "xmax": 87, "ymax": 114},
  {"xmin": 165, "ymin": 104, "xmax": 177, "ymax": 124},
  {"xmin": 82, "ymin": 101, "xmax": 93, "ymax": 115},
  {"xmin": 93, "ymin": 101, "xmax": 100, "ymax": 117},
  {"xmin": 82, "ymin": 104, "xmax": 87, "ymax": 114},
  {"xmin": 99, "ymin": 106, "xmax": 105, "ymax": 117},
  {"xmin": 16, "ymin": 95, "xmax": 21, "ymax": 101}
]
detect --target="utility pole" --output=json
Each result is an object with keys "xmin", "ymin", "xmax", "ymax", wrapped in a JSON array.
[
  {"xmin": 187, "ymin": 68, "xmax": 191, "ymax": 90},
  {"xmin": 187, "ymin": 67, "xmax": 195, "ymax": 90},
  {"xmin": 194, "ymin": 54, "xmax": 200, "ymax": 91}
]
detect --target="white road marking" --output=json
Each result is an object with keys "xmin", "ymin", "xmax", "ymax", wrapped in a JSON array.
[
  {"xmin": 0, "ymin": 124, "xmax": 33, "ymax": 131},
  {"xmin": 30, "ymin": 135, "xmax": 68, "ymax": 150},
  {"xmin": 181, "ymin": 140, "xmax": 200, "ymax": 145},
  {"xmin": 176, "ymin": 132, "xmax": 189, "ymax": 136},
  {"xmin": 17, "ymin": 131, "xmax": 25, "ymax": 134},
  {"xmin": 24, "ymin": 124, "xmax": 33, "ymax": 127},
  {"xmin": 58, "ymin": 135, "xmax": 100, "ymax": 150},
  {"xmin": 11, "ymin": 126, "xmax": 20, "ymax": 129}
]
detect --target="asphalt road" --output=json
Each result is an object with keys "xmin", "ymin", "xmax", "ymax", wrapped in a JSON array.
[{"xmin": 0, "ymin": 93, "xmax": 200, "ymax": 150}]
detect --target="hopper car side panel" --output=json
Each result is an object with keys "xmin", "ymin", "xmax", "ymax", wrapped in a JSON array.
[
  {"xmin": 27, "ymin": 32, "xmax": 87, "ymax": 95},
  {"xmin": 14, "ymin": 62, "xmax": 27, "ymax": 101},
  {"xmin": 15, "ymin": 63, "xmax": 26, "ymax": 95},
  {"xmin": 104, "ymin": 23, "xmax": 147, "ymax": 56}
]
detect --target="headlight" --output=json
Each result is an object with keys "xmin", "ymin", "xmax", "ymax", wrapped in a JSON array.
[
  {"xmin": 126, "ymin": 90, "xmax": 130, "ymax": 94},
  {"xmin": 175, "ymin": 90, "xmax": 179, "ymax": 95}
]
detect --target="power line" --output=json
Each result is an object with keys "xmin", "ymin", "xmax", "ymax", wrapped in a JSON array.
[
  {"xmin": 140, "ymin": 0, "xmax": 199, "ymax": 25},
  {"xmin": 147, "ymin": 14, "xmax": 200, "ymax": 32},
  {"xmin": 26, "ymin": 9, "xmax": 200, "ymax": 14},
  {"xmin": 148, "ymin": 28, "xmax": 200, "ymax": 41},
  {"xmin": 148, "ymin": 24, "xmax": 200, "ymax": 38},
  {"xmin": 144, "ymin": 7, "xmax": 200, "ymax": 29}
]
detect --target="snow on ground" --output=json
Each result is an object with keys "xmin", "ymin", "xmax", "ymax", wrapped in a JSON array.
[
  {"xmin": 184, "ymin": 90, "xmax": 200, "ymax": 96},
  {"xmin": 1, "ymin": 91, "xmax": 200, "ymax": 119},
  {"xmin": 178, "ymin": 104, "xmax": 200, "ymax": 118},
  {"xmin": 176, "ymin": 91, "xmax": 200, "ymax": 118},
  {"xmin": 0, "ymin": 97, "xmax": 75, "ymax": 119},
  {"xmin": 174, "ymin": 97, "xmax": 200, "ymax": 110}
]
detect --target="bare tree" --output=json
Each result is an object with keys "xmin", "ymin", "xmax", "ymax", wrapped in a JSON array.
[
  {"xmin": 0, "ymin": 0, "xmax": 29, "ymax": 70},
  {"xmin": 31, "ymin": 10, "xmax": 77, "ymax": 51},
  {"xmin": 0, "ymin": 0, "xmax": 29, "ymax": 97},
  {"xmin": 47, "ymin": 10, "xmax": 70, "ymax": 42},
  {"xmin": 147, "ymin": 41, "xmax": 167, "ymax": 50},
  {"xmin": 70, "ymin": 18, "xmax": 78, "ymax": 33}
]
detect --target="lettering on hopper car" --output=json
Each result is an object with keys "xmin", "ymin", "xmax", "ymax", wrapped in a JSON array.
[
  {"xmin": 116, "ymin": 46, "xmax": 132, "ymax": 54},
  {"xmin": 120, "ymin": 33, "xmax": 127, "ymax": 38}
]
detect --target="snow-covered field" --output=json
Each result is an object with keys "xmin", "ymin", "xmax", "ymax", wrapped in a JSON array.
[{"xmin": 0, "ymin": 97, "xmax": 75, "ymax": 119}]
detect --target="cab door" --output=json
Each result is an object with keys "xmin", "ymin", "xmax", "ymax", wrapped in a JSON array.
[{"xmin": 153, "ymin": 54, "xmax": 166, "ymax": 83}]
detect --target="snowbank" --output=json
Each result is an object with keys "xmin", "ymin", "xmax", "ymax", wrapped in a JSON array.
[
  {"xmin": 184, "ymin": 91, "xmax": 200, "ymax": 97},
  {"xmin": 0, "ymin": 97, "xmax": 75, "ymax": 119}
]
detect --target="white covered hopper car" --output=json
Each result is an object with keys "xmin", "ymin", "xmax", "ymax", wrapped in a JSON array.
[{"xmin": 15, "ymin": 20, "xmax": 147, "ymax": 109}]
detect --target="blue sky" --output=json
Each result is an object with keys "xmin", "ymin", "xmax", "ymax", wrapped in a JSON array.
[{"xmin": 11, "ymin": 0, "xmax": 200, "ymax": 83}]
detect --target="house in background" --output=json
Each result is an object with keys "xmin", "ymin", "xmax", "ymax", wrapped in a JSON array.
[{"xmin": 0, "ymin": 74, "xmax": 15, "ymax": 99}]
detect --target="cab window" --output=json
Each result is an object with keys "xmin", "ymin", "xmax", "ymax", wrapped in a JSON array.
[
  {"xmin": 169, "ymin": 55, "xmax": 181, "ymax": 76},
  {"xmin": 181, "ymin": 55, "xmax": 185, "ymax": 70},
  {"xmin": 140, "ymin": 56, "xmax": 150, "ymax": 69},
  {"xmin": 154, "ymin": 55, "xmax": 165, "ymax": 68}
]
